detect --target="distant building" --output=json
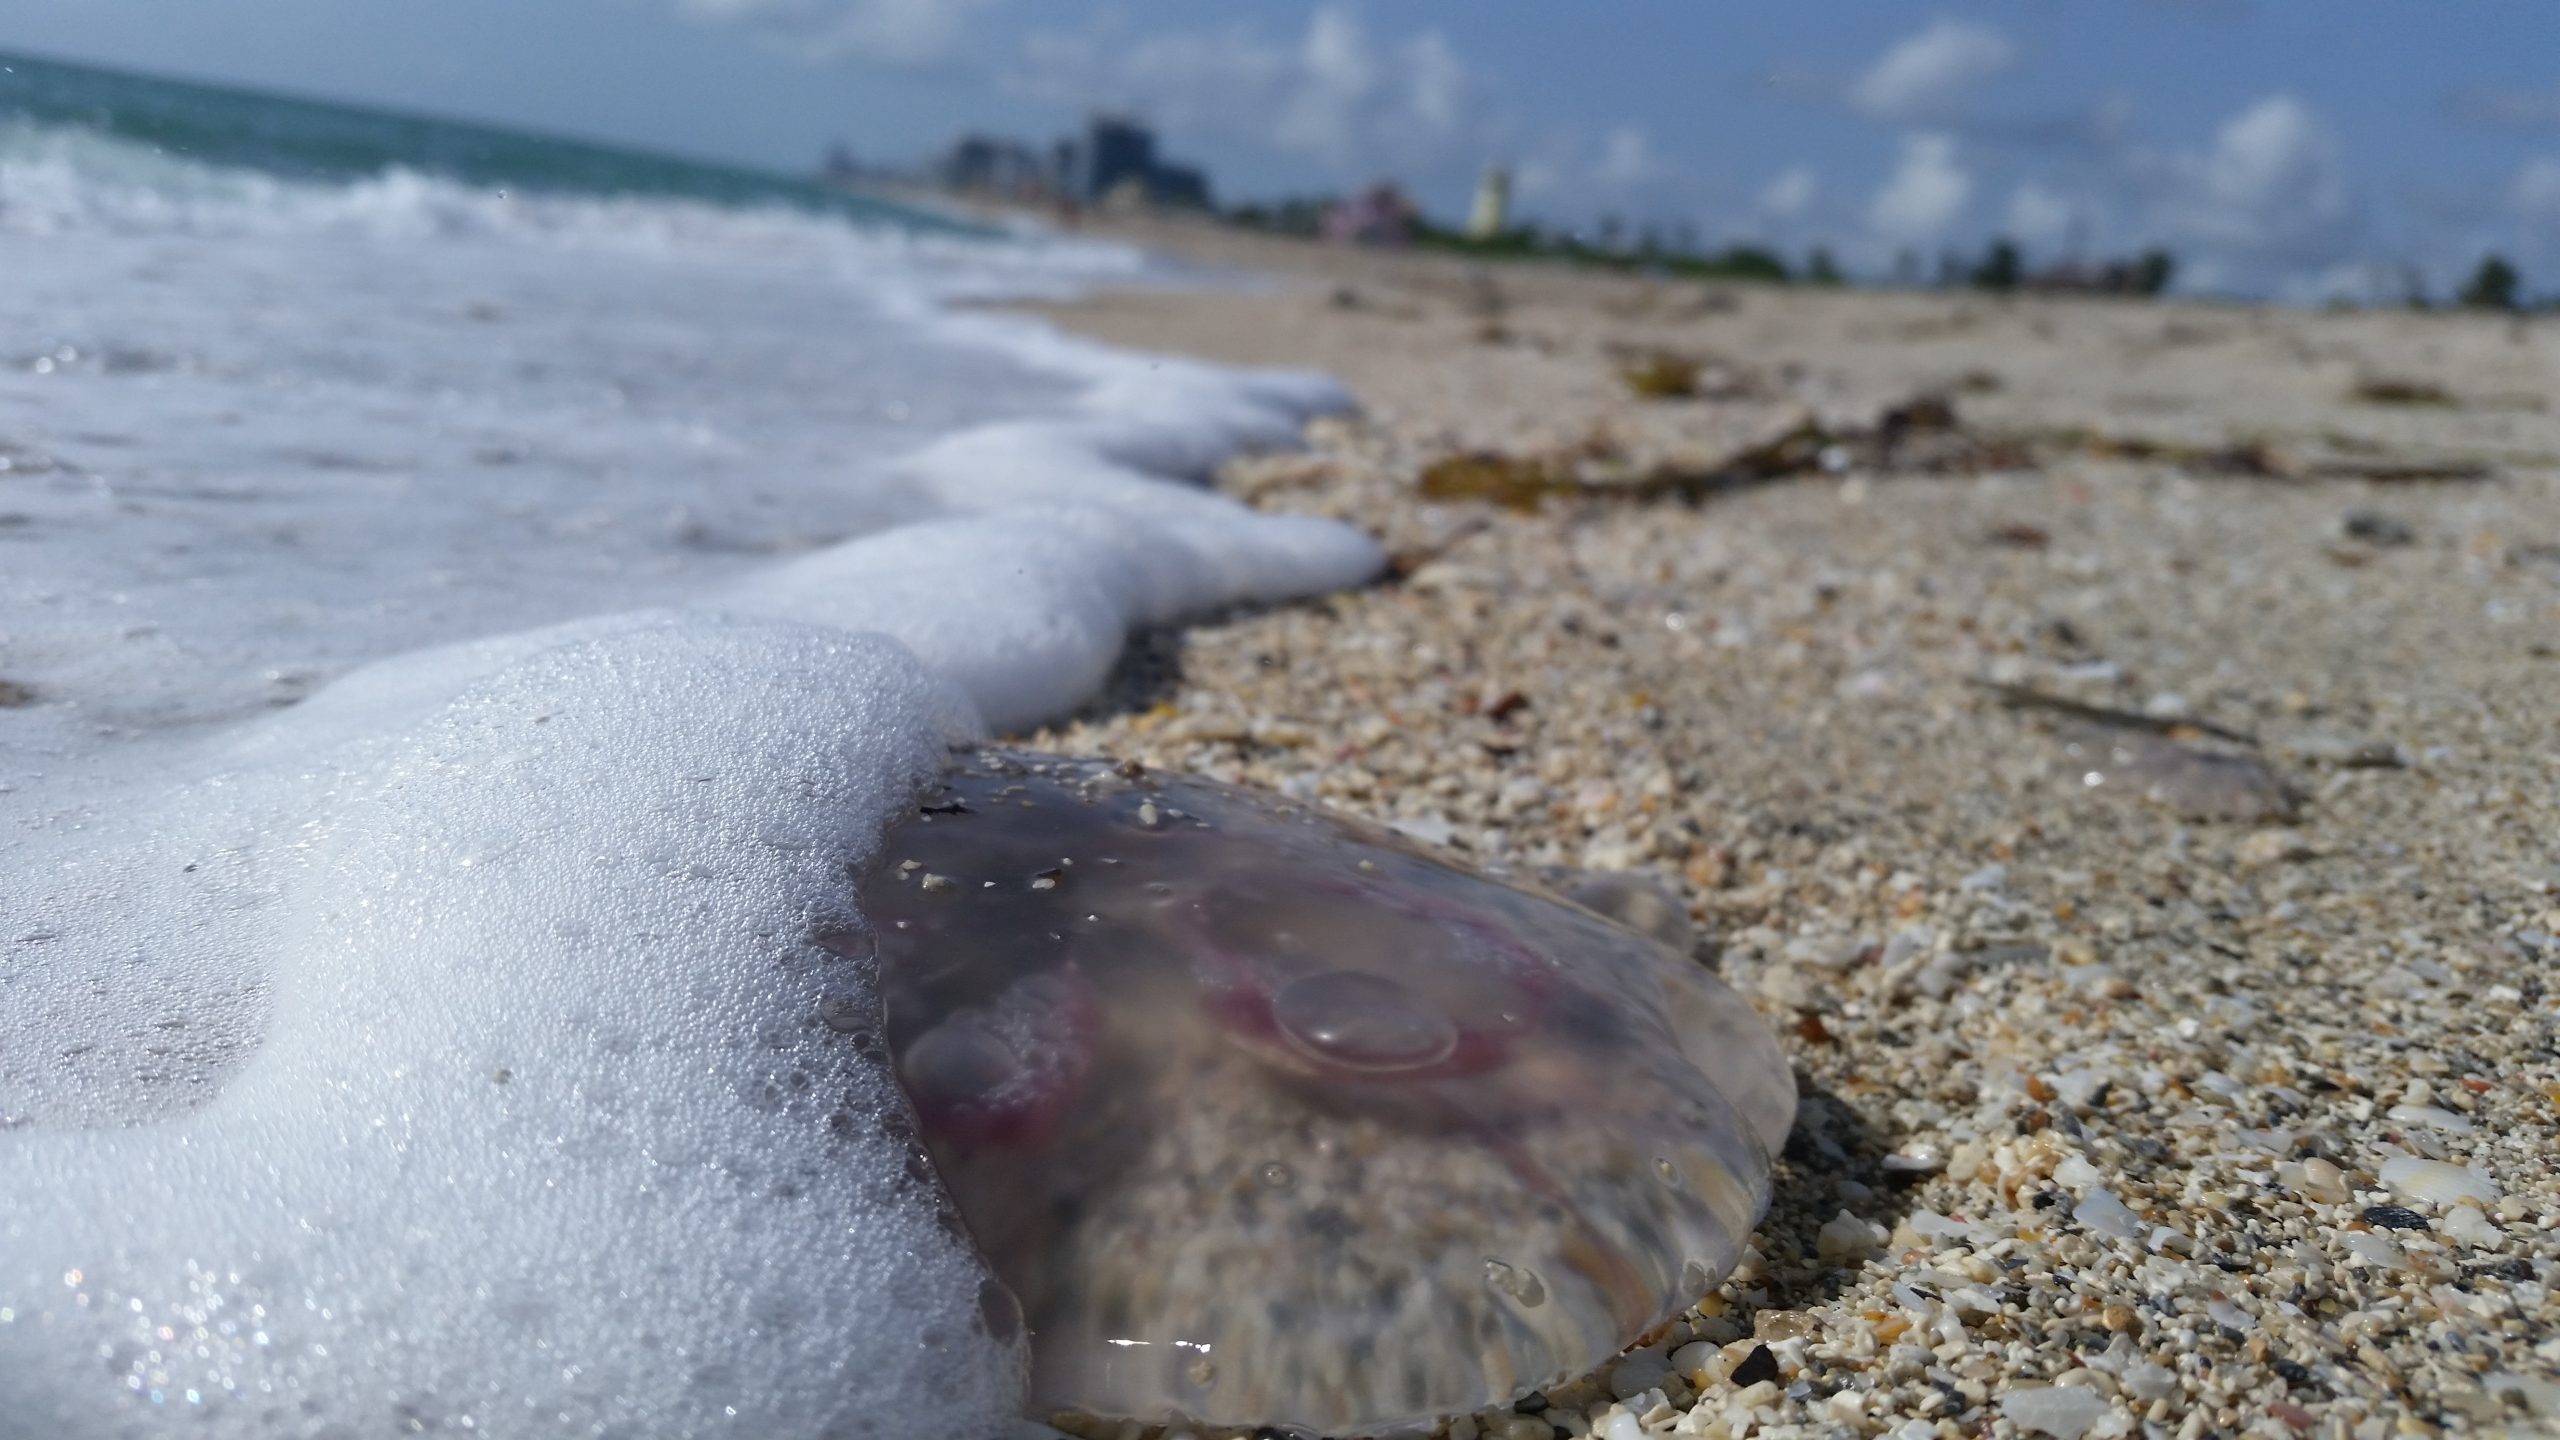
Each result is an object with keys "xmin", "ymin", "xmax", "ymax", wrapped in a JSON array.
[
  {"xmin": 934, "ymin": 133, "xmax": 1052, "ymax": 196},
  {"xmin": 1322, "ymin": 183, "xmax": 1418, "ymax": 247},
  {"xmin": 1064, "ymin": 113, "xmax": 1213, "ymax": 210},
  {"xmin": 2023, "ymin": 252, "xmax": 2175, "ymax": 297},
  {"xmin": 908, "ymin": 114, "xmax": 1214, "ymax": 211},
  {"xmin": 1466, "ymin": 166, "xmax": 1510, "ymax": 239},
  {"xmin": 1078, "ymin": 115, "xmax": 1154, "ymax": 199},
  {"xmin": 1146, "ymin": 161, "xmax": 1211, "ymax": 210}
]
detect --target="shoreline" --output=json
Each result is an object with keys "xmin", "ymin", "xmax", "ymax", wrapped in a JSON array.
[{"xmin": 1013, "ymin": 226, "xmax": 2560, "ymax": 1436}]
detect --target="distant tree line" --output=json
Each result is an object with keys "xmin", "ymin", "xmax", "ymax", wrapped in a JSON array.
[
  {"xmin": 2458, "ymin": 254, "xmax": 2523, "ymax": 310},
  {"xmin": 1947, "ymin": 236, "xmax": 2176, "ymax": 297},
  {"xmin": 2345, "ymin": 254, "xmax": 2541, "ymax": 311},
  {"xmin": 1407, "ymin": 217, "xmax": 1798, "ymax": 283},
  {"xmin": 1222, "ymin": 192, "xmax": 2545, "ymax": 312},
  {"xmin": 1225, "ymin": 196, "xmax": 1816, "ymax": 282},
  {"xmin": 1964, "ymin": 238, "xmax": 2541, "ymax": 313}
]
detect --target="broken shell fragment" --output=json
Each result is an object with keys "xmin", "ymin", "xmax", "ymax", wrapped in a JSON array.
[{"xmin": 857, "ymin": 749, "xmax": 1796, "ymax": 1434}]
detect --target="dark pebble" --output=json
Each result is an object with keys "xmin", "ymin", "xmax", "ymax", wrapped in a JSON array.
[
  {"xmin": 2342, "ymin": 510, "xmax": 2416, "ymax": 546},
  {"xmin": 2273, "ymin": 1357, "xmax": 2321, "ymax": 1392},
  {"xmin": 1730, "ymin": 1343, "xmax": 1781, "ymax": 1389},
  {"xmin": 2361, "ymin": 1204, "xmax": 2429, "ymax": 1231}
]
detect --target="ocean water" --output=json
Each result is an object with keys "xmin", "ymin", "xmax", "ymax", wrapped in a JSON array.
[{"xmin": 0, "ymin": 53, "xmax": 1379, "ymax": 1439}]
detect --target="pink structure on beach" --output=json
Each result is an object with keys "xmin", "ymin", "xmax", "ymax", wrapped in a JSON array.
[{"xmin": 1321, "ymin": 183, "xmax": 1418, "ymax": 247}]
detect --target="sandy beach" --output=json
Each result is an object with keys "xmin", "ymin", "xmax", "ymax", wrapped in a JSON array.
[
  {"xmin": 1010, "ymin": 218, "xmax": 2560, "ymax": 1438},
  {"xmin": 15, "ymin": 28, "xmax": 2560, "ymax": 1439}
]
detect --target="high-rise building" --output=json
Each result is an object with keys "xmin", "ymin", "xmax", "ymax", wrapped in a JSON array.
[
  {"xmin": 913, "ymin": 114, "xmax": 1212, "ymax": 210},
  {"xmin": 1079, "ymin": 114, "xmax": 1157, "ymax": 201},
  {"xmin": 1467, "ymin": 166, "xmax": 1512, "ymax": 239}
]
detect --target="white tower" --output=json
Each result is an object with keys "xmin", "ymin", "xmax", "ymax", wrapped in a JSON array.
[{"xmin": 1467, "ymin": 165, "xmax": 1511, "ymax": 240}]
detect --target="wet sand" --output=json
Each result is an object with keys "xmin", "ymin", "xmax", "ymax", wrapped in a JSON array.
[{"xmin": 1011, "ymin": 216, "xmax": 2560, "ymax": 1438}]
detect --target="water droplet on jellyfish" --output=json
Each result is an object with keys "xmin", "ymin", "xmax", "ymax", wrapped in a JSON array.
[
  {"xmin": 899, "ymin": 1020, "xmax": 1017, "ymax": 1108},
  {"xmin": 1483, "ymin": 1258, "xmax": 1548, "ymax": 1308}
]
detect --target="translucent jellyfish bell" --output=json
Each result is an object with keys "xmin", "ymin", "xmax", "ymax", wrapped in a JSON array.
[{"xmin": 856, "ymin": 751, "xmax": 1796, "ymax": 1435}]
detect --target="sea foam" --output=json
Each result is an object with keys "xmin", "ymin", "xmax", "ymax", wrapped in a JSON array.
[{"xmin": 0, "ymin": 126, "xmax": 1379, "ymax": 1437}]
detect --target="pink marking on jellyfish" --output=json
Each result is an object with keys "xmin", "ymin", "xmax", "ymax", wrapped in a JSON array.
[{"xmin": 896, "ymin": 964, "xmax": 1102, "ymax": 1148}]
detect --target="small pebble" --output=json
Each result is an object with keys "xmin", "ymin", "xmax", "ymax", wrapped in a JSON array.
[
  {"xmin": 2342, "ymin": 510, "xmax": 2416, "ymax": 546},
  {"xmin": 1727, "ymin": 1379, "xmax": 1779, "ymax": 1410},
  {"xmin": 2441, "ymin": 1204, "xmax": 2500, "ymax": 1245},
  {"xmin": 1815, "ymin": 1210, "xmax": 1886, "ymax": 1260},
  {"xmin": 2385, "ymin": 1103, "xmax": 2473, "ymax": 1135},
  {"xmin": 2074, "ymin": 1186, "xmax": 2145, "ymax": 1242},
  {"xmin": 2298, "ymin": 1157, "xmax": 2351, "ymax": 1204},
  {"xmin": 2379, "ymin": 1155, "xmax": 2499, "ymax": 1206},
  {"xmin": 2342, "ymin": 1232, "xmax": 2408, "ymax": 1269},
  {"xmin": 2121, "ymin": 1361, "xmax": 2176, "ymax": 1403},
  {"xmin": 2002, "ymin": 1384, "xmax": 2108, "ymax": 1440},
  {"xmin": 1667, "ymin": 1340, "xmax": 1719, "ymax": 1384}
]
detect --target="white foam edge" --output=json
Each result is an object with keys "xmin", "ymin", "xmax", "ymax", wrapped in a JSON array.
[{"xmin": 0, "ymin": 296, "xmax": 1382, "ymax": 1439}]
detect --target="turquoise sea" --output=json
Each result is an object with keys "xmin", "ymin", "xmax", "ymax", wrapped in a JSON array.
[{"xmin": 0, "ymin": 45, "xmax": 942, "ymax": 225}]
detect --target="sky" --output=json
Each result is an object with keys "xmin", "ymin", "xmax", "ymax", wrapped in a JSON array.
[{"xmin": 7, "ymin": 0, "xmax": 2559, "ymax": 301}]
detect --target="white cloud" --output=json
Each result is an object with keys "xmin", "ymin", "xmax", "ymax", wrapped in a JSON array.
[
  {"xmin": 1758, "ymin": 166, "xmax": 1817, "ymax": 220},
  {"xmin": 1406, "ymin": 32, "xmax": 1465, "ymax": 133},
  {"xmin": 1011, "ymin": 4, "xmax": 1480, "ymax": 173},
  {"xmin": 2118, "ymin": 94, "xmax": 2361, "ymax": 294},
  {"xmin": 2004, "ymin": 182, "xmax": 2076, "ymax": 250},
  {"xmin": 2206, "ymin": 96, "xmax": 2342, "ymax": 216},
  {"xmin": 1597, "ymin": 126, "xmax": 1658, "ymax": 186},
  {"xmin": 1869, "ymin": 133, "xmax": 1971, "ymax": 242},
  {"xmin": 2515, "ymin": 156, "xmax": 2560, "ymax": 220},
  {"xmin": 1852, "ymin": 19, "xmax": 2016, "ymax": 123},
  {"xmin": 2160, "ymin": 94, "xmax": 2346, "ymax": 251},
  {"xmin": 1274, "ymin": 5, "xmax": 1379, "ymax": 157},
  {"xmin": 673, "ymin": 0, "xmax": 991, "ymax": 66}
]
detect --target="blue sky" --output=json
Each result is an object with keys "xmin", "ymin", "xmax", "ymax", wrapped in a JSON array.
[{"xmin": 8, "ymin": 0, "xmax": 2559, "ymax": 299}]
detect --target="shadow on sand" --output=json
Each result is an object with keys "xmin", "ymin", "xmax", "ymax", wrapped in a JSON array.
[{"xmin": 1741, "ymin": 1075, "xmax": 1919, "ymax": 1321}]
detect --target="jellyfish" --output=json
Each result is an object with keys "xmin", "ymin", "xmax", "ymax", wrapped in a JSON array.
[
  {"xmin": 2057, "ymin": 723, "xmax": 2299, "ymax": 822},
  {"xmin": 853, "ymin": 751, "xmax": 1796, "ymax": 1435}
]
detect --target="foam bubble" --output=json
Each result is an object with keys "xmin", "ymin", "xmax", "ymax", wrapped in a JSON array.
[
  {"xmin": 4, "ymin": 620, "xmax": 1021, "ymax": 1437},
  {"xmin": 0, "ymin": 131, "xmax": 1382, "ymax": 1437}
]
